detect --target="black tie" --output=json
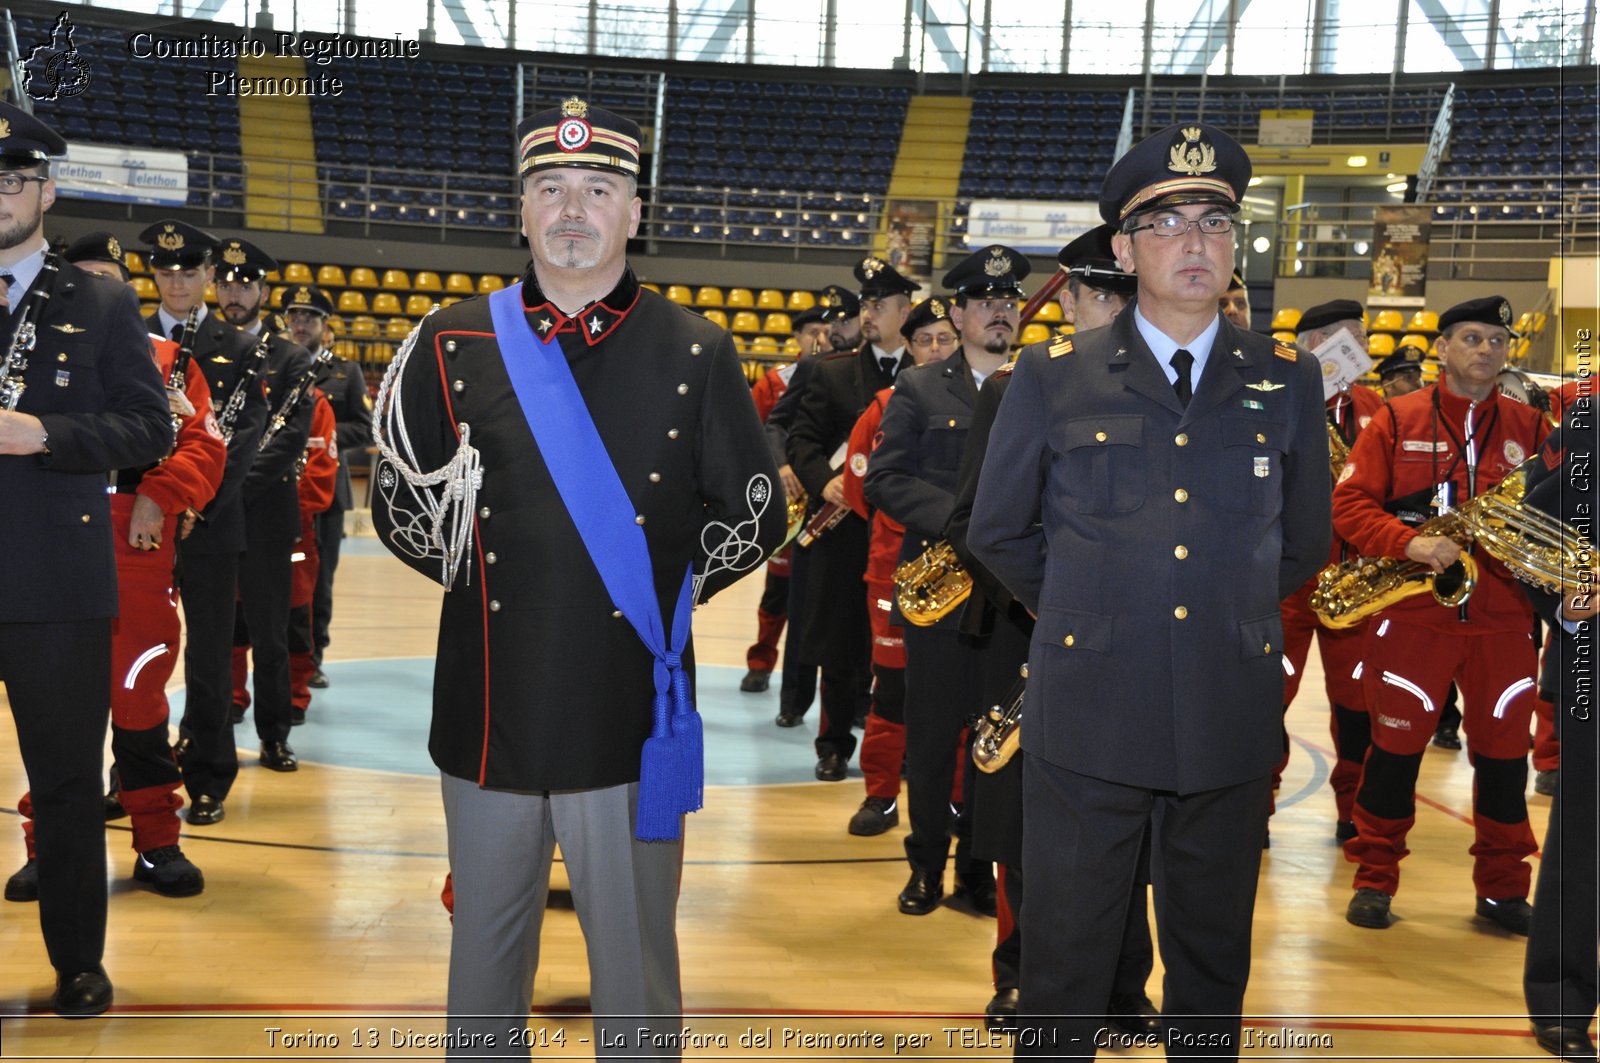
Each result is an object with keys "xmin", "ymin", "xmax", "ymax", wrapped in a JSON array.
[
  {"xmin": 880, "ymin": 356, "xmax": 897, "ymax": 379},
  {"xmin": 170, "ymin": 322, "xmax": 185, "ymax": 345},
  {"xmin": 1170, "ymin": 348, "xmax": 1194, "ymax": 408}
]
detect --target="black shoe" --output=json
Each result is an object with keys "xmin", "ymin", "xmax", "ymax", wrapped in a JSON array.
[
  {"xmin": 739, "ymin": 669, "xmax": 771, "ymax": 693},
  {"xmin": 290, "ymin": 708, "xmax": 306, "ymax": 727},
  {"xmin": 1533, "ymin": 1023, "xmax": 1598, "ymax": 1060},
  {"xmin": 260, "ymin": 741, "xmax": 299, "ymax": 772},
  {"xmin": 186, "ymin": 794, "xmax": 225, "ymax": 826},
  {"xmin": 984, "ymin": 987, "xmax": 1019, "ymax": 1031},
  {"xmin": 230, "ymin": 703, "xmax": 246, "ymax": 724},
  {"xmin": 307, "ymin": 668, "xmax": 329, "ymax": 689},
  {"xmin": 1347, "ymin": 887, "xmax": 1394, "ymax": 929},
  {"xmin": 776, "ymin": 710, "xmax": 806, "ymax": 728},
  {"xmin": 1476, "ymin": 895, "xmax": 1533, "ymax": 936},
  {"xmin": 898, "ymin": 868, "xmax": 943, "ymax": 915},
  {"xmin": 814, "ymin": 752, "xmax": 847, "ymax": 781},
  {"xmin": 1335, "ymin": 819, "xmax": 1358, "ymax": 841},
  {"xmin": 1534, "ymin": 769, "xmax": 1558, "ymax": 797},
  {"xmin": 1432, "ymin": 725, "xmax": 1462, "ymax": 750},
  {"xmin": 171, "ymin": 734, "xmax": 193, "ymax": 765},
  {"xmin": 53, "ymin": 967, "xmax": 112, "ymax": 1017},
  {"xmin": 848, "ymin": 796, "xmax": 899, "ymax": 836},
  {"xmin": 954, "ymin": 868, "xmax": 998, "ymax": 917},
  {"xmin": 132, "ymin": 845, "xmax": 204, "ymax": 897},
  {"xmin": 4, "ymin": 859, "xmax": 38, "ymax": 902},
  {"xmin": 1107, "ymin": 995, "xmax": 1162, "ymax": 1038}
]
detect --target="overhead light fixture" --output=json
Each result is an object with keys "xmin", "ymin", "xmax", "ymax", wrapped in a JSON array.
[
  {"xmin": 1248, "ymin": 176, "xmax": 1263, "ymax": 186},
  {"xmin": 1252, "ymin": 236, "xmax": 1271, "ymax": 254},
  {"xmin": 1353, "ymin": 241, "xmax": 1370, "ymax": 255},
  {"xmin": 1386, "ymin": 181, "xmax": 1408, "ymax": 193},
  {"xmin": 1347, "ymin": 154, "xmax": 1368, "ymax": 167}
]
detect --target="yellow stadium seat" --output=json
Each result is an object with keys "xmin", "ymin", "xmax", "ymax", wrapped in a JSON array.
[
  {"xmin": 750, "ymin": 335, "xmax": 779, "ymax": 353},
  {"xmin": 316, "ymin": 264, "xmax": 346, "ymax": 288},
  {"xmin": 1019, "ymin": 324, "xmax": 1052, "ymax": 346},
  {"xmin": 283, "ymin": 263, "xmax": 312, "ymax": 284},
  {"xmin": 412, "ymin": 271, "xmax": 443, "ymax": 293},
  {"xmin": 1367, "ymin": 334, "xmax": 1395, "ymax": 356},
  {"xmin": 372, "ymin": 293, "xmax": 403, "ymax": 316},
  {"xmin": 476, "ymin": 275, "xmax": 504, "ymax": 294},
  {"xmin": 124, "ymin": 251, "xmax": 146, "ymax": 275},
  {"xmin": 783, "ymin": 337, "xmax": 801, "ymax": 354},
  {"xmin": 384, "ymin": 317, "xmax": 413, "ymax": 340},
  {"xmin": 787, "ymin": 290, "xmax": 816, "ymax": 312},
  {"xmin": 756, "ymin": 289, "xmax": 785, "ymax": 310},
  {"xmin": 1370, "ymin": 310, "xmax": 1405, "ymax": 333},
  {"xmin": 724, "ymin": 288, "xmax": 755, "ymax": 309},
  {"xmin": 381, "ymin": 269, "xmax": 411, "ymax": 291},
  {"xmin": 1398, "ymin": 333, "xmax": 1432, "ymax": 352},
  {"xmin": 762, "ymin": 312, "xmax": 792, "ymax": 334},
  {"xmin": 348, "ymin": 267, "xmax": 379, "ymax": 289},
  {"xmin": 327, "ymin": 316, "xmax": 346, "ymax": 336},
  {"xmin": 139, "ymin": 301, "xmax": 159, "ymax": 318},
  {"xmin": 1033, "ymin": 301, "xmax": 1063, "ymax": 323},
  {"xmin": 731, "ymin": 311, "xmax": 762, "ymax": 334},
  {"xmin": 702, "ymin": 309, "xmax": 729, "ymax": 329},
  {"xmin": 665, "ymin": 285, "xmax": 692, "ymax": 305},
  {"xmin": 1057, "ymin": 323, "xmax": 1075, "ymax": 335},
  {"xmin": 404, "ymin": 294, "xmax": 434, "ymax": 317},
  {"xmin": 441, "ymin": 296, "xmax": 464, "ymax": 308},
  {"xmin": 349, "ymin": 315, "xmax": 379, "ymax": 338},
  {"xmin": 695, "ymin": 286, "xmax": 725, "ymax": 308},
  {"xmin": 1271, "ymin": 330, "xmax": 1298, "ymax": 344},
  {"xmin": 204, "ymin": 283, "xmax": 217, "ymax": 304},
  {"xmin": 332, "ymin": 339, "xmax": 360, "ymax": 360},
  {"xmin": 444, "ymin": 273, "xmax": 474, "ymax": 295},
  {"xmin": 132, "ymin": 277, "xmax": 157, "ymax": 300},
  {"xmin": 338, "ymin": 291, "xmax": 369, "ymax": 314},
  {"xmin": 1269, "ymin": 307, "xmax": 1301, "ymax": 331},
  {"xmin": 640, "ymin": 282, "xmax": 661, "ymax": 295},
  {"xmin": 1407, "ymin": 310, "xmax": 1439, "ymax": 332},
  {"xmin": 264, "ymin": 268, "xmax": 282, "ymax": 284}
]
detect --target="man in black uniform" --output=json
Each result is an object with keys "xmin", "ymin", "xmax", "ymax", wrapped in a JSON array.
[
  {"xmin": 970, "ymin": 123, "xmax": 1330, "ymax": 1059},
  {"xmin": 214, "ymin": 236, "xmax": 313, "ymax": 772},
  {"xmin": 282, "ymin": 283, "xmax": 370, "ymax": 689},
  {"xmin": 372, "ymin": 98, "xmax": 782, "ymax": 1057},
  {"xmin": 866, "ymin": 245, "xmax": 1026, "ymax": 917},
  {"xmin": 141, "ymin": 220, "xmax": 269, "ymax": 826},
  {"xmin": 788, "ymin": 259, "xmax": 916, "ymax": 779},
  {"xmin": 0, "ymin": 103, "xmax": 173, "ymax": 1015}
]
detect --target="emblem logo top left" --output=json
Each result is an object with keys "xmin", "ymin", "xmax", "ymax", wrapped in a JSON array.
[{"xmin": 23, "ymin": 12, "xmax": 91, "ymax": 101}]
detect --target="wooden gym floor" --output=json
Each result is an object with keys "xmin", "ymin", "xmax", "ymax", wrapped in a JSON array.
[{"xmin": 0, "ymin": 525, "xmax": 1577, "ymax": 1061}]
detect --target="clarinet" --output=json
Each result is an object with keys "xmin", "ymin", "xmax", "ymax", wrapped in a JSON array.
[
  {"xmin": 0, "ymin": 242, "xmax": 63, "ymax": 412},
  {"xmin": 165, "ymin": 306, "xmax": 201, "ymax": 437},
  {"xmin": 260, "ymin": 347, "xmax": 334, "ymax": 455},
  {"xmin": 217, "ymin": 332, "xmax": 270, "ymax": 444}
]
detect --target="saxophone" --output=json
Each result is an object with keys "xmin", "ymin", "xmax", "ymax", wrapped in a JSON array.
[
  {"xmin": 893, "ymin": 540, "xmax": 974, "ymax": 626},
  {"xmin": 1310, "ymin": 457, "xmax": 1590, "ymax": 628},
  {"xmin": 1327, "ymin": 420, "xmax": 1351, "ymax": 481},
  {"xmin": 0, "ymin": 242, "xmax": 63, "ymax": 412},
  {"xmin": 216, "ymin": 332, "xmax": 270, "ymax": 444},
  {"xmin": 972, "ymin": 663, "xmax": 1026, "ymax": 773}
]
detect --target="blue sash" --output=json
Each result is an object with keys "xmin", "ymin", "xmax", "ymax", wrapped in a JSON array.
[{"xmin": 488, "ymin": 284, "xmax": 700, "ymax": 841}]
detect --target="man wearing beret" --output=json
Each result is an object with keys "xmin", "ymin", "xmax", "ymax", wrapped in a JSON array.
[
  {"xmin": 0, "ymin": 103, "xmax": 174, "ymax": 1015},
  {"xmin": 788, "ymin": 258, "xmax": 917, "ymax": 780},
  {"xmin": 215, "ymin": 236, "xmax": 314, "ymax": 772},
  {"xmin": 1273, "ymin": 299, "xmax": 1387, "ymax": 842},
  {"xmin": 372, "ymin": 97, "xmax": 781, "ymax": 1056},
  {"xmin": 970, "ymin": 123, "xmax": 1331, "ymax": 1058},
  {"xmin": 283, "ymin": 284, "xmax": 371, "ymax": 690},
  {"xmin": 1334, "ymin": 295, "xmax": 1548, "ymax": 934},
  {"xmin": 140, "ymin": 219, "xmax": 269, "ymax": 827}
]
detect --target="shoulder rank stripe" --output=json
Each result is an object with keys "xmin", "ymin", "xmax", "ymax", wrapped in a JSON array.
[
  {"xmin": 1273, "ymin": 343, "xmax": 1297, "ymax": 362},
  {"xmin": 1049, "ymin": 338, "xmax": 1074, "ymax": 359},
  {"xmin": 994, "ymin": 361, "xmax": 1016, "ymax": 377}
]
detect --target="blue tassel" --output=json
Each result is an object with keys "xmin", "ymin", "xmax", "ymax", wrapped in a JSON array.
[{"xmin": 635, "ymin": 687, "xmax": 682, "ymax": 841}]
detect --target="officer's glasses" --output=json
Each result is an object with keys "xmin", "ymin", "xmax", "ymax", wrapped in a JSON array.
[
  {"xmin": 1128, "ymin": 213, "xmax": 1235, "ymax": 238},
  {"xmin": 910, "ymin": 332, "xmax": 959, "ymax": 350},
  {"xmin": 0, "ymin": 173, "xmax": 48, "ymax": 195}
]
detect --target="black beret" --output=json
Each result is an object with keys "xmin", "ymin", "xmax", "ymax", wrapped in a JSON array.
[
  {"xmin": 1375, "ymin": 346, "xmax": 1427, "ymax": 377},
  {"xmin": 854, "ymin": 256, "xmax": 919, "ymax": 299},
  {"xmin": 1057, "ymin": 225, "xmax": 1137, "ymax": 295},
  {"xmin": 1439, "ymin": 295, "xmax": 1517, "ymax": 336},
  {"xmin": 791, "ymin": 306, "xmax": 827, "ymax": 330},
  {"xmin": 214, "ymin": 237, "xmax": 278, "ymax": 283},
  {"xmin": 0, "ymin": 100, "xmax": 66, "ymax": 166},
  {"xmin": 138, "ymin": 219, "xmax": 219, "ymax": 271},
  {"xmin": 518, "ymin": 97, "xmax": 641, "ymax": 178},
  {"xmin": 816, "ymin": 285, "xmax": 860, "ymax": 321},
  {"xmin": 1100, "ymin": 122, "xmax": 1251, "ymax": 225},
  {"xmin": 941, "ymin": 244, "xmax": 1030, "ymax": 299},
  {"xmin": 1297, "ymin": 299, "xmax": 1366, "ymax": 334},
  {"xmin": 63, "ymin": 230, "xmax": 127, "ymax": 275},
  {"xmin": 284, "ymin": 284, "xmax": 334, "ymax": 317},
  {"xmin": 900, "ymin": 295, "xmax": 956, "ymax": 341}
]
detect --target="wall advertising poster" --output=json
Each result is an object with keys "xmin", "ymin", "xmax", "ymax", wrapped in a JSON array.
[{"xmin": 1368, "ymin": 206, "xmax": 1431, "ymax": 308}]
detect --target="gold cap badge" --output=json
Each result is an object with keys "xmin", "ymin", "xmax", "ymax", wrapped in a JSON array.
[
  {"xmin": 984, "ymin": 250, "xmax": 1012, "ymax": 277},
  {"xmin": 222, "ymin": 244, "xmax": 247, "ymax": 266},
  {"xmin": 861, "ymin": 257, "xmax": 885, "ymax": 278},
  {"xmin": 931, "ymin": 298, "xmax": 947, "ymax": 319},
  {"xmin": 1168, "ymin": 127, "xmax": 1218, "ymax": 177},
  {"xmin": 106, "ymin": 236, "xmax": 121, "ymax": 261},
  {"xmin": 1499, "ymin": 300, "xmax": 1512, "ymax": 325},
  {"xmin": 157, "ymin": 224, "xmax": 184, "ymax": 251},
  {"xmin": 561, "ymin": 97, "xmax": 589, "ymax": 119},
  {"xmin": 0, "ymin": 119, "xmax": 11, "ymax": 140}
]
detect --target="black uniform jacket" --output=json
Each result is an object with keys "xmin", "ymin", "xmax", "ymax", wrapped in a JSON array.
[
  {"xmin": 864, "ymin": 348, "xmax": 979, "ymax": 628},
  {"xmin": 314, "ymin": 352, "xmax": 372, "ymax": 511},
  {"xmin": 146, "ymin": 308, "xmax": 267, "ymax": 555},
  {"xmin": 375, "ymin": 267, "xmax": 783, "ymax": 791},
  {"xmin": 968, "ymin": 310, "xmax": 1331, "ymax": 794},
  {"xmin": 244, "ymin": 331, "xmax": 314, "ymax": 550},
  {"xmin": 3, "ymin": 265, "xmax": 172, "ymax": 622}
]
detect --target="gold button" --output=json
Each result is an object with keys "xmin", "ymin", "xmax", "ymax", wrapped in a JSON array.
[
  {"xmin": 1174, "ymin": 545, "xmax": 1188, "ymax": 559},
  {"xmin": 485, "ymin": 552, "xmax": 497, "ymax": 564},
  {"xmin": 690, "ymin": 343, "xmax": 703, "ymax": 355},
  {"xmin": 635, "ymin": 514, "xmax": 646, "ymax": 525},
  {"xmin": 668, "ymin": 429, "xmax": 680, "ymax": 439},
  {"xmin": 1256, "ymin": 432, "xmax": 1266, "ymax": 444},
  {"xmin": 1175, "ymin": 433, "xmax": 1188, "ymax": 446},
  {"xmin": 452, "ymin": 379, "xmax": 465, "ymax": 392},
  {"xmin": 488, "ymin": 600, "xmax": 501, "ymax": 612},
  {"xmin": 649, "ymin": 472, "xmax": 661, "ymax": 483},
  {"xmin": 1095, "ymin": 431, "xmax": 1108, "ymax": 442},
  {"xmin": 445, "ymin": 340, "xmax": 458, "ymax": 352},
  {"xmin": 1263, "ymin": 642, "xmax": 1272, "ymax": 653},
  {"xmin": 1174, "ymin": 489, "xmax": 1188, "ymax": 502},
  {"xmin": 948, "ymin": 418, "xmax": 957, "ymax": 427},
  {"xmin": 57, "ymin": 352, "xmax": 67, "ymax": 363},
  {"xmin": 612, "ymin": 609, "xmax": 624, "ymax": 618},
  {"xmin": 677, "ymin": 383, "xmax": 689, "ymax": 395},
  {"xmin": 1063, "ymin": 634, "xmax": 1075, "ymax": 647},
  {"xmin": 1174, "ymin": 606, "xmax": 1188, "ymax": 620},
  {"xmin": 80, "ymin": 514, "xmax": 91, "ymax": 524},
  {"xmin": 478, "ymin": 506, "xmax": 491, "ymax": 518}
]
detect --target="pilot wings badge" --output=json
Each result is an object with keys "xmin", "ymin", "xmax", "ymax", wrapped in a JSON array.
[{"xmin": 1245, "ymin": 379, "xmax": 1286, "ymax": 392}]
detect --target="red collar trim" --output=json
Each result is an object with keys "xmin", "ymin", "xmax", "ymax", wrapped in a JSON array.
[{"xmin": 520, "ymin": 268, "xmax": 642, "ymax": 347}]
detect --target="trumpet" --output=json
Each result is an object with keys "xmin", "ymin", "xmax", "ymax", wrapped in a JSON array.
[
  {"xmin": 893, "ymin": 540, "xmax": 973, "ymax": 626},
  {"xmin": 972, "ymin": 663, "xmax": 1026, "ymax": 773},
  {"xmin": 797, "ymin": 499, "xmax": 848, "ymax": 547}
]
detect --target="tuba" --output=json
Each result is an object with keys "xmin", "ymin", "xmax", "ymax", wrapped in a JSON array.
[
  {"xmin": 1311, "ymin": 457, "xmax": 1590, "ymax": 628},
  {"xmin": 893, "ymin": 540, "xmax": 974, "ymax": 626},
  {"xmin": 972, "ymin": 663, "xmax": 1026, "ymax": 773}
]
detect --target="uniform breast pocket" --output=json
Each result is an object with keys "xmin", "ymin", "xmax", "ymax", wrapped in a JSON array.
[
  {"xmin": 1055, "ymin": 415, "xmax": 1145, "ymax": 515},
  {"xmin": 1220, "ymin": 416, "xmax": 1288, "ymax": 516},
  {"xmin": 923, "ymin": 411, "xmax": 970, "ymax": 469},
  {"xmin": 32, "ymin": 341, "xmax": 102, "ymax": 409}
]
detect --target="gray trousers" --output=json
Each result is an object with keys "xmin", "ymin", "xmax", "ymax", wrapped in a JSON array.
[{"xmin": 441, "ymin": 773, "xmax": 684, "ymax": 1060}]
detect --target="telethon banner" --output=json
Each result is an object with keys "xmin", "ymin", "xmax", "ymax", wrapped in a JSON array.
[
  {"xmin": 1367, "ymin": 205, "xmax": 1431, "ymax": 308},
  {"xmin": 965, "ymin": 200, "xmax": 1102, "ymax": 255},
  {"xmin": 54, "ymin": 142, "xmax": 190, "ymax": 206}
]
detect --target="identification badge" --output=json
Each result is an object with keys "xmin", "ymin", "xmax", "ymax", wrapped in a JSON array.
[
  {"xmin": 1253, "ymin": 456, "xmax": 1271, "ymax": 478},
  {"xmin": 54, "ymin": 369, "xmax": 70, "ymax": 387},
  {"xmin": 1242, "ymin": 398, "xmax": 1264, "ymax": 410}
]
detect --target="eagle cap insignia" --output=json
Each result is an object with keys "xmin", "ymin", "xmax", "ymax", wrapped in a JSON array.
[
  {"xmin": 561, "ymin": 97, "xmax": 588, "ymax": 119},
  {"xmin": 1168, "ymin": 127, "xmax": 1218, "ymax": 178},
  {"xmin": 984, "ymin": 249, "xmax": 1012, "ymax": 277},
  {"xmin": 157, "ymin": 225, "xmax": 184, "ymax": 251},
  {"xmin": 221, "ymin": 244, "xmax": 247, "ymax": 266},
  {"xmin": 106, "ymin": 236, "xmax": 121, "ymax": 261},
  {"xmin": 1245, "ymin": 378, "xmax": 1286, "ymax": 392},
  {"xmin": 51, "ymin": 323, "xmax": 85, "ymax": 333},
  {"xmin": 0, "ymin": 118, "xmax": 10, "ymax": 139},
  {"xmin": 1498, "ymin": 300, "xmax": 1512, "ymax": 325},
  {"xmin": 861, "ymin": 257, "xmax": 885, "ymax": 278}
]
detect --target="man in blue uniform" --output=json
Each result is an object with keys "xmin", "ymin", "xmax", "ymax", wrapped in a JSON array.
[{"xmin": 969, "ymin": 123, "xmax": 1331, "ymax": 1059}]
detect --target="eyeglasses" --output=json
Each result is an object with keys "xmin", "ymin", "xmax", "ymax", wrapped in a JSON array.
[
  {"xmin": 910, "ymin": 332, "xmax": 959, "ymax": 350},
  {"xmin": 1127, "ymin": 213, "xmax": 1234, "ymax": 238},
  {"xmin": 0, "ymin": 173, "xmax": 47, "ymax": 195}
]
